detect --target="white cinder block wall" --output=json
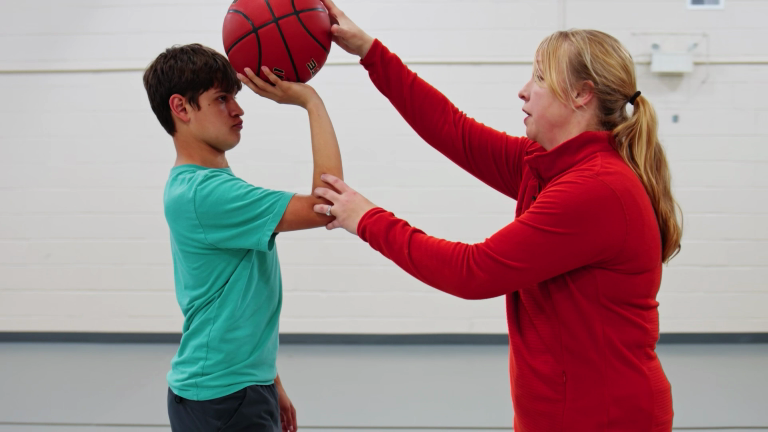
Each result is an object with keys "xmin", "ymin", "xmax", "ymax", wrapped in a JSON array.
[{"xmin": 0, "ymin": 0, "xmax": 766, "ymax": 334}]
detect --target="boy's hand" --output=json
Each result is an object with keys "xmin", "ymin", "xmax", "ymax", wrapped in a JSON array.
[
  {"xmin": 276, "ymin": 382, "xmax": 297, "ymax": 432},
  {"xmin": 237, "ymin": 66, "xmax": 319, "ymax": 109}
]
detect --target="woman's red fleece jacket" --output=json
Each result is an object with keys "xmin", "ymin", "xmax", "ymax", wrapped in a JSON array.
[{"xmin": 357, "ymin": 40, "xmax": 674, "ymax": 432}]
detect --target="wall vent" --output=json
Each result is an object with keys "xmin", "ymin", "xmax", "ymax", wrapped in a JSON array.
[{"xmin": 688, "ymin": 0, "xmax": 724, "ymax": 10}]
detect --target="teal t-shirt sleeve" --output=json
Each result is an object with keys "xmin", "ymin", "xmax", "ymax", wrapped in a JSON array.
[{"xmin": 194, "ymin": 171, "xmax": 294, "ymax": 251}]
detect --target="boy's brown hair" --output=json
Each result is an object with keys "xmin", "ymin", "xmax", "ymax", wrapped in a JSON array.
[{"xmin": 143, "ymin": 44, "xmax": 242, "ymax": 136}]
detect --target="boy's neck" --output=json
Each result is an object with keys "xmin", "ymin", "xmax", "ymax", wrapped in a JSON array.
[{"xmin": 173, "ymin": 135, "xmax": 229, "ymax": 169}]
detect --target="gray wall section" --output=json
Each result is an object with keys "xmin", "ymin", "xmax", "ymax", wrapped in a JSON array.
[{"xmin": 0, "ymin": 343, "xmax": 767, "ymax": 431}]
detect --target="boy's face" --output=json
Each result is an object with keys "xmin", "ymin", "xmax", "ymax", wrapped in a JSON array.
[{"xmin": 187, "ymin": 87, "xmax": 244, "ymax": 151}]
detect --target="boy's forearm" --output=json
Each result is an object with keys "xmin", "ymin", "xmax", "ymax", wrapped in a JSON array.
[{"xmin": 305, "ymin": 98, "xmax": 343, "ymax": 192}]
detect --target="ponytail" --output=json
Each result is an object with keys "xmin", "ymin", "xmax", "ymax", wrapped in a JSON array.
[{"xmin": 613, "ymin": 96, "xmax": 682, "ymax": 263}]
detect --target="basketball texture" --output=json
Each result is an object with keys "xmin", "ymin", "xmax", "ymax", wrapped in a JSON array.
[{"xmin": 223, "ymin": 0, "xmax": 332, "ymax": 83}]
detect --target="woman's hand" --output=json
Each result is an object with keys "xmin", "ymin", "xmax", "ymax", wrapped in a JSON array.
[
  {"xmin": 237, "ymin": 66, "xmax": 320, "ymax": 109},
  {"xmin": 313, "ymin": 174, "xmax": 377, "ymax": 235},
  {"xmin": 320, "ymin": 0, "xmax": 375, "ymax": 59}
]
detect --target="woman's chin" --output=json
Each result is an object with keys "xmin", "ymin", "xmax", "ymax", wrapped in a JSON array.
[{"xmin": 524, "ymin": 127, "xmax": 536, "ymax": 143}]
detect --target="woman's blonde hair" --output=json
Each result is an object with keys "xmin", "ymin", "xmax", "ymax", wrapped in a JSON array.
[{"xmin": 535, "ymin": 30, "xmax": 682, "ymax": 263}]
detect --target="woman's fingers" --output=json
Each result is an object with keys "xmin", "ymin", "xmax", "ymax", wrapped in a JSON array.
[
  {"xmin": 314, "ymin": 186, "xmax": 341, "ymax": 202},
  {"xmin": 320, "ymin": 174, "xmax": 350, "ymax": 193},
  {"xmin": 313, "ymin": 203, "xmax": 333, "ymax": 216},
  {"xmin": 312, "ymin": 177, "xmax": 373, "ymax": 236},
  {"xmin": 326, "ymin": 219, "xmax": 343, "ymax": 230},
  {"xmin": 320, "ymin": 0, "xmax": 342, "ymax": 18},
  {"xmin": 331, "ymin": 24, "xmax": 351, "ymax": 41}
]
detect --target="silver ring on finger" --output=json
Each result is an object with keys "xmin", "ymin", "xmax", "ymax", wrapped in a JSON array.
[{"xmin": 325, "ymin": 205, "xmax": 333, "ymax": 217}]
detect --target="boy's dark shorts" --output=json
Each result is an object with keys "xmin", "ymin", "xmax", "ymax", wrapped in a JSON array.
[{"xmin": 167, "ymin": 384, "xmax": 280, "ymax": 431}]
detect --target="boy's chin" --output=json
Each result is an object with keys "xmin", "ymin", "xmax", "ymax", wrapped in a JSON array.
[{"xmin": 212, "ymin": 137, "xmax": 240, "ymax": 152}]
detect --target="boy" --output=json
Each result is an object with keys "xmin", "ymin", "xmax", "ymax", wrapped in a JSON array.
[{"xmin": 142, "ymin": 43, "xmax": 342, "ymax": 431}]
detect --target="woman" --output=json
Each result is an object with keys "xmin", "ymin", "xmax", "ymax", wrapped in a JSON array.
[{"xmin": 314, "ymin": 1, "xmax": 682, "ymax": 430}]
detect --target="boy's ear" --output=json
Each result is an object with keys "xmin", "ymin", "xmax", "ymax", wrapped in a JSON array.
[{"xmin": 169, "ymin": 94, "xmax": 191, "ymax": 124}]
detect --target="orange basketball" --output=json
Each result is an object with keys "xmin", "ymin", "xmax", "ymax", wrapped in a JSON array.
[{"xmin": 223, "ymin": 0, "xmax": 332, "ymax": 83}]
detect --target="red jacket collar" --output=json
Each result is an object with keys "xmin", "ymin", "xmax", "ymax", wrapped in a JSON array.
[{"xmin": 524, "ymin": 130, "xmax": 616, "ymax": 184}]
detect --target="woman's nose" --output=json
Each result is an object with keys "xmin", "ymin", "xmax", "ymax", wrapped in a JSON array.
[{"xmin": 518, "ymin": 79, "xmax": 531, "ymax": 101}]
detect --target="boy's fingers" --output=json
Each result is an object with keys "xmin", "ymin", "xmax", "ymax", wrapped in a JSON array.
[
  {"xmin": 262, "ymin": 66, "xmax": 283, "ymax": 85},
  {"xmin": 243, "ymin": 68, "xmax": 272, "ymax": 92},
  {"xmin": 237, "ymin": 76, "xmax": 269, "ymax": 98}
]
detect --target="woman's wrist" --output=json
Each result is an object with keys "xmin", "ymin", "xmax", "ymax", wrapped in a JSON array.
[{"xmin": 358, "ymin": 35, "xmax": 375, "ymax": 59}]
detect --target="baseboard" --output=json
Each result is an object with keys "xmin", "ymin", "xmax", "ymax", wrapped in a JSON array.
[{"xmin": 1, "ymin": 332, "xmax": 767, "ymax": 344}]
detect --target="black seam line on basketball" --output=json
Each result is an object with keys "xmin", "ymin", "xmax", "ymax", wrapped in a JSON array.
[
  {"xmin": 283, "ymin": 8, "xmax": 327, "ymax": 17},
  {"xmin": 226, "ymin": 10, "xmax": 257, "ymax": 54},
  {"xmin": 293, "ymin": 0, "xmax": 329, "ymax": 53},
  {"xmin": 264, "ymin": 0, "xmax": 300, "ymax": 80},
  {"xmin": 228, "ymin": 8, "xmax": 324, "ymax": 28},
  {"xmin": 228, "ymin": 9, "xmax": 258, "ymax": 30},
  {"xmin": 227, "ymin": 31, "xmax": 253, "ymax": 55},
  {"xmin": 226, "ymin": 8, "xmax": 326, "ymax": 53},
  {"xmin": 256, "ymin": 31, "xmax": 262, "ymax": 80}
]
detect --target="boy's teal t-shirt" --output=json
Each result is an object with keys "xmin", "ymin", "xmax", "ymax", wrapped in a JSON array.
[{"xmin": 163, "ymin": 165, "xmax": 294, "ymax": 401}]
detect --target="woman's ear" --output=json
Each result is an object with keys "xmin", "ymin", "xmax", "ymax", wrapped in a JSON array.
[{"xmin": 573, "ymin": 80, "xmax": 595, "ymax": 109}]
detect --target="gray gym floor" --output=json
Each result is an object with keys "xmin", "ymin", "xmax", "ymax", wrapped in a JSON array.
[{"xmin": 0, "ymin": 342, "xmax": 766, "ymax": 431}]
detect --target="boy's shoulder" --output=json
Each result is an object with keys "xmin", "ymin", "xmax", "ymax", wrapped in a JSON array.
[
  {"xmin": 164, "ymin": 166, "xmax": 234, "ymax": 218},
  {"xmin": 166, "ymin": 166, "xmax": 240, "ymax": 198}
]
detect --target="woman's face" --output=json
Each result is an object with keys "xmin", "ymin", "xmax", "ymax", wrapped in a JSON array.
[{"xmin": 518, "ymin": 64, "xmax": 577, "ymax": 150}]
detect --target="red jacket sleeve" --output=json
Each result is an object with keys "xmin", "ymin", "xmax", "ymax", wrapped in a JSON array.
[
  {"xmin": 361, "ymin": 39, "xmax": 533, "ymax": 199},
  {"xmin": 357, "ymin": 176, "xmax": 627, "ymax": 299}
]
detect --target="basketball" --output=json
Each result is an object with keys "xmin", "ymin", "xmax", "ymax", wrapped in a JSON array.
[{"xmin": 223, "ymin": 0, "xmax": 332, "ymax": 83}]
